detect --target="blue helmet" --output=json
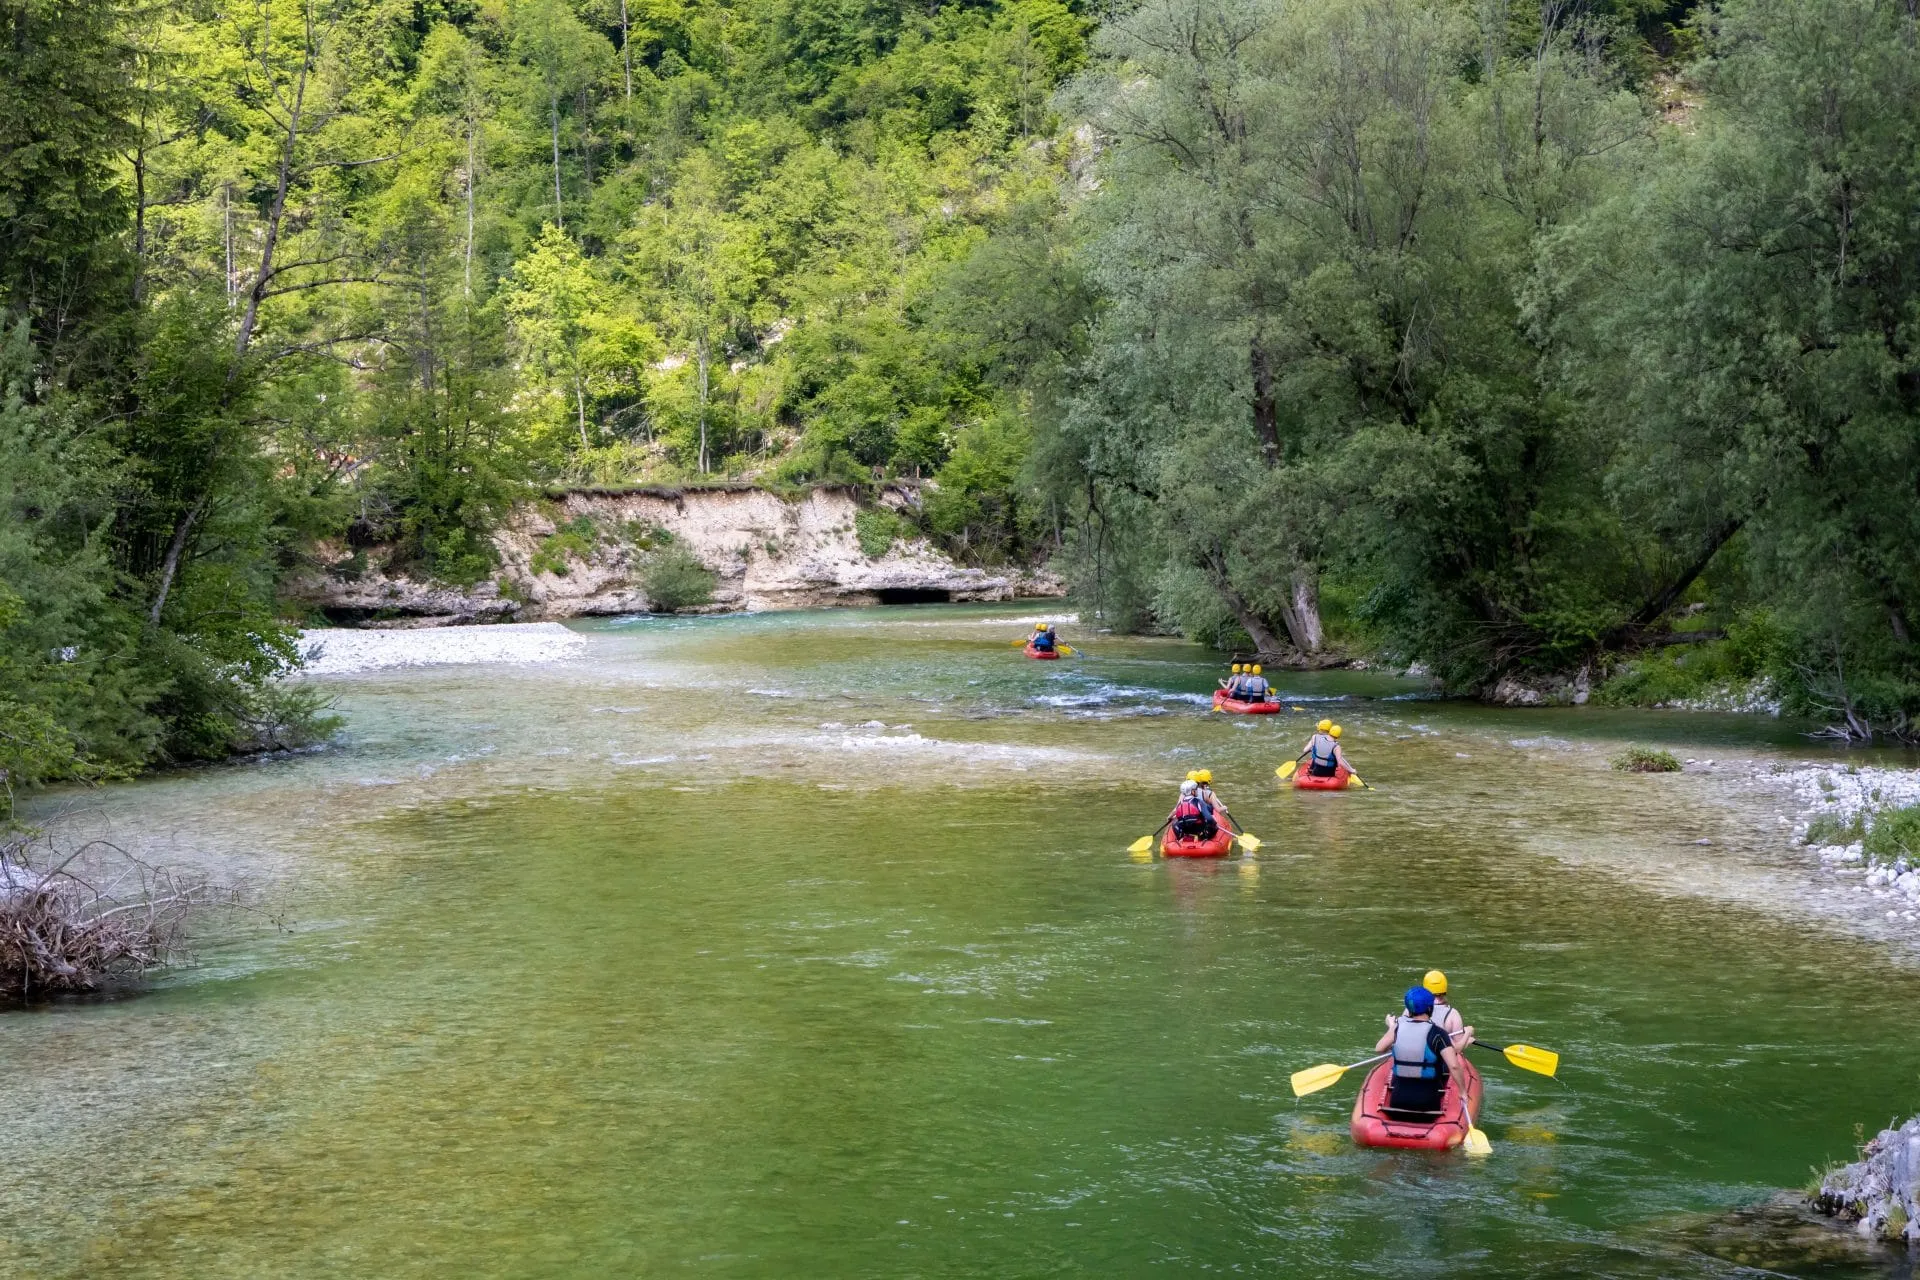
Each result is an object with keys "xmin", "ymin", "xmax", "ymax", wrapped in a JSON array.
[{"xmin": 1404, "ymin": 985, "xmax": 1435, "ymax": 1016}]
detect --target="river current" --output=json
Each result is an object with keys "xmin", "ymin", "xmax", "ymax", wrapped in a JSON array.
[{"xmin": 7, "ymin": 604, "xmax": 1919, "ymax": 1277}]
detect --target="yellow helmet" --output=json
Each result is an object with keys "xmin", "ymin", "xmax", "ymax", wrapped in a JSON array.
[
  {"xmin": 1231, "ymin": 663, "xmax": 1243, "ymax": 673},
  {"xmin": 1194, "ymin": 769, "xmax": 1212, "ymax": 784},
  {"xmin": 1330, "ymin": 725, "xmax": 1342, "ymax": 738},
  {"xmin": 1317, "ymin": 719, "xmax": 1332, "ymax": 732},
  {"xmin": 1185, "ymin": 770, "xmax": 1199, "ymax": 782},
  {"xmin": 1036, "ymin": 622, "xmax": 1048, "ymax": 630},
  {"xmin": 1423, "ymin": 969, "xmax": 1448, "ymax": 995},
  {"xmin": 1251, "ymin": 664, "xmax": 1262, "ymax": 675}
]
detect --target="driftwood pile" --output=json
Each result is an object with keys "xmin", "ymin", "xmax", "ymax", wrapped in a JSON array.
[{"xmin": 0, "ymin": 830, "xmax": 219, "ymax": 998}]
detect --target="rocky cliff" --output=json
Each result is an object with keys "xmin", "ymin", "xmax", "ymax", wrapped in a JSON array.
[{"xmin": 287, "ymin": 484, "xmax": 1061, "ymax": 625}]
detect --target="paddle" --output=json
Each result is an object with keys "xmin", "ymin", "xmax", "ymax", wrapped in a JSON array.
[
  {"xmin": 1290, "ymin": 1052, "xmax": 1388, "ymax": 1098},
  {"xmin": 1126, "ymin": 817, "xmax": 1173, "ymax": 855},
  {"xmin": 1468, "ymin": 1041, "xmax": 1560, "ymax": 1078},
  {"xmin": 1275, "ymin": 759, "xmax": 1301, "ymax": 779},
  {"xmin": 1460, "ymin": 1096, "xmax": 1493, "ymax": 1156},
  {"xmin": 1010, "ymin": 637, "xmax": 1076, "ymax": 656}
]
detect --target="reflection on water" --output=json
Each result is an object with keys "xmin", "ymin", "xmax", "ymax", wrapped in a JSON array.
[{"xmin": 6, "ymin": 604, "xmax": 1919, "ymax": 1277}]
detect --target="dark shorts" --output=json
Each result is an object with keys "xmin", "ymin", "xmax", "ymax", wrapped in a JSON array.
[
  {"xmin": 1308, "ymin": 762, "xmax": 1339, "ymax": 777},
  {"xmin": 1386, "ymin": 1078, "xmax": 1444, "ymax": 1114}
]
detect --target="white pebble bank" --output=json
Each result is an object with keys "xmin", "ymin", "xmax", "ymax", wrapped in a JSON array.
[{"xmin": 298, "ymin": 623, "xmax": 587, "ymax": 675}]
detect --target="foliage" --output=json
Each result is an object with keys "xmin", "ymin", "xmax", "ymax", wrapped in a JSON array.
[
  {"xmin": 1804, "ymin": 810, "xmax": 1865, "ymax": 847},
  {"xmin": 1595, "ymin": 613, "xmax": 1789, "ymax": 707},
  {"xmin": 853, "ymin": 507, "xmax": 905, "ymax": 558},
  {"xmin": 1611, "ymin": 746, "xmax": 1682, "ymax": 773},
  {"xmin": 1862, "ymin": 806, "xmax": 1920, "ymax": 864},
  {"xmin": 640, "ymin": 542, "xmax": 715, "ymax": 611},
  {"xmin": 531, "ymin": 514, "xmax": 603, "ymax": 576}
]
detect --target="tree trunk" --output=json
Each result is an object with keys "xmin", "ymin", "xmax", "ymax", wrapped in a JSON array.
[
  {"xmin": 1249, "ymin": 336, "xmax": 1281, "ymax": 465},
  {"xmin": 620, "ymin": 0, "xmax": 632, "ymax": 101},
  {"xmin": 148, "ymin": 492, "xmax": 209, "ymax": 625},
  {"xmin": 1203, "ymin": 549, "xmax": 1287, "ymax": 654},
  {"xmin": 234, "ymin": 34, "xmax": 313, "ymax": 366},
  {"xmin": 549, "ymin": 83, "xmax": 564, "ymax": 228},
  {"xmin": 1275, "ymin": 568, "xmax": 1325, "ymax": 652},
  {"xmin": 696, "ymin": 336, "xmax": 710, "ymax": 473},
  {"xmin": 464, "ymin": 118, "xmax": 476, "ymax": 298}
]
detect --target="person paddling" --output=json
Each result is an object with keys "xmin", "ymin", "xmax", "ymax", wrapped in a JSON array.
[
  {"xmin": 1373, "ymin": 986, "xmax": 1464, "ymax": 1115},
  {"xmin": 1168, "ymin": 780, "xmax": 1217, "ymax": 841},
  {"xmin": 1298, "ymin": 720, "xmax": 1353, "ymax": 778},
  {"xmin": 1222, "ymin": 663, "xmax": 1246, "ymax": 698},
  {"xmin": 1423, "ymin": 969, "xmax": 1472, "ymax": 1045},
  {"xmin": 1239, "ymin": 663, "xmax": 1271, "ymax": 703},
  {"xmin": 1030, "ymin": 622, "xmax": 1058, "ymax": 652}
]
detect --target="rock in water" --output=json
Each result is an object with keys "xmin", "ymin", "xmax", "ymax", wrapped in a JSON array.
[{"xmin": 1812, "ymin": 1115, "xmax": 1920, "ymax": 1245}]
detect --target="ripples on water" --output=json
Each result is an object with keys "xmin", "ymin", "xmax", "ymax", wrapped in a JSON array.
[{"xmin": 6, "ymin": 603, "xmax": 1920, "ymax": 1278}]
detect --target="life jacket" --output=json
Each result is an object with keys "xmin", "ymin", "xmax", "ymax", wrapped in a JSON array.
[
  {"xmin": 1308, "ymin": 733, "xmax": 1338, "ymax": 768},
  {"xmin": 1434, "ymin": 1000, "xmax": 1463, "ymax": 1038},
  {"xmin": 1243, "ymin": 677, "xmax": 1268, "ymax": 699},
  {"xmin": 1391, "ymin": 1016, "xmax": 1445, "ymax": 1082},
  {"xmin": 1171, "ymin": 798, "xmax": 1214, "ymax": 834},
  {"xmin": 1031, "ymin": 631, "xmax": 1054, "ymax": 649}
]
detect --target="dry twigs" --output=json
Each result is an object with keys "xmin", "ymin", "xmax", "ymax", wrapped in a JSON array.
[{"xmin": 0, "ymin": 827, "xmax": 228, "ymax": 998}]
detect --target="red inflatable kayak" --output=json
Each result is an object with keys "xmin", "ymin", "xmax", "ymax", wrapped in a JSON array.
[
  {"xmin": 1213, "ymin": 691, "xmax": 1280, "ymax": 714},
  {"xmin": 1161, "ymin": 827, "xmax": 1233, "ymax": 858},
  {"xmin": 1351, "ymin": 1058, "xmax": 1483, "ymax": 1151},
  {"xmin": 1293, "ymin": 766, "xmax": 1356, "ymax": 790},
  {"xmin": 1023, "ymin": 641, "xmax": 1060, "ymax": 660}
]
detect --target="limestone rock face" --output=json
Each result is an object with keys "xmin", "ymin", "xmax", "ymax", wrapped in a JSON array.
[
  {"xmin": 1813, "ymin": 1115, "xmax": 1920, "ymax": 1245},
  {"xmin": 288, "ymin": 484, "xmax": 1062, "ymax": 624}
]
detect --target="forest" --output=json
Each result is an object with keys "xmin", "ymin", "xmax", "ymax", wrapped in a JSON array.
[{"xmin": 2, "ymin": 0, "xmax": 1917, "ymax": 803}]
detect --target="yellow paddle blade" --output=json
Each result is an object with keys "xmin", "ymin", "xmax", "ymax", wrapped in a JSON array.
[
  {"xmin": 1234, "ymin": 832, "xmax": 1262, "ymax": 852},
  {"xmin": 1464, "ymin": 1127, "xmax": 1493, "ymax": 1156},
  {"xmin": 1275, "ymin": 760, "xmax": 1298, "ymax": 779},
  {"xmin": 1289, "ymin": 1062, "xmax": 1349, "ymax": 1097},
  {"xmin": 1503, "ymin": 1043, "xmax": 1559, "ymax": 1077},
  {"xmin": 1060, "ymin": 644, "xmax": 1077, "ymax": 656},
  {"xmin": 1127, "ymin": 835, "xmax": 1154, "ymax": 854},
  {"xmin": 1345, "ymin": 773, "xmax": 1366, "ymax": 789}
]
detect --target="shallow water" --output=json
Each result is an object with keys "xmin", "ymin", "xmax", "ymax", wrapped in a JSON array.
[{"xmin": 8, "ymin": 604, "xmax": 1920, "ymax": 1277}]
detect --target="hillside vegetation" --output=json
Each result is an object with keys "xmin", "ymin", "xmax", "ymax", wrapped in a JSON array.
[{"xmin": 2, "ymin": 0, "xmax": 1918, "ymax": 805}]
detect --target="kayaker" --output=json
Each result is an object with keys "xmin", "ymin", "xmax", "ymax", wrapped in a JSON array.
[
  {"xmin": 1190, "ymin": 769, "xmax": 1235, "ymax": 832},
  {"xmin": 1424, "ymin": 969, "xmax": 1473, "ymax": 1044},
  {"xmin": 1239, "ymin": 664, "xmax": 1271, "ymax": 702},
  {"xmin": 1222, "ymin": 663, "xmax": 1245, "ymax": 697},
  {"xmin": 1169, "ymin": 780, "xmax": 1217, "ymax": 841},
  {"xmin": 1373, "ymin": 986, "xmax": 1464, "ymax": 1115},
  {"xmin": 1030, "ymin": 623, "xmax": 1057, "ymax": 653},
  {"xmin": 1298, "ymin": 720, "xmax": 1353, "ymax": 778}
]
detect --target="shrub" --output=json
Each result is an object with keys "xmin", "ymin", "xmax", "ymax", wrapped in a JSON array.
[
  {"xmin": 1805, "ymin": 811, "xmax": 1866, "ymax": 846},
  {"xmin": 854, "ymin": 507, "xmax": 905, "ymax": 558},
  {"xmin": 641, "ymin": 543, "xmax": 715, "ymax": 612},
  {"xmin": 1611, "ymin": 745, "xmax": 1681, "ymax": 773},
  {"xmin": 1863, "ymin": 804, "xmax": 1920, "ymax": 861},
  {"xmin": 530, "ymin": 514, "xmax": 599, "ymax": 576}
]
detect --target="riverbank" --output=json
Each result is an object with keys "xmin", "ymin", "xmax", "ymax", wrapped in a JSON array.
[
  {"xmin": 1770, "ymin": 764, "xmax": 1920, "ymax": 917},
  {"xmin": 298, "ymin": 622, "xmax": 587, "ymax": 674},
  {"xmin": 284, "ymin": 484, "xmax": 1062, "ymax": 625}
]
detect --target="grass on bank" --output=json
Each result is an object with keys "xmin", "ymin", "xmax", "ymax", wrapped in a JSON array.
[
  {"xmin": 1612, "ymin": 745, "xmax": 1682, "ymax": 772},
  {"xmin": 1809, "ymin": 803, "xmax": 1920, "ymax": 859}
]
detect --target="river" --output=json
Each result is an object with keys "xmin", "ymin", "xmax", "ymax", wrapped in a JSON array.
[{"xmin": 7, "ymin": 604, "xmax": 1919, "ymax": 1277}]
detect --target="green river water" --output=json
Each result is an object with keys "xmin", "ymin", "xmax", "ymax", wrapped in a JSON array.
[{"xmin": 8, "ymin": 604, "xmax": 1920, "ymax": 1277}]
